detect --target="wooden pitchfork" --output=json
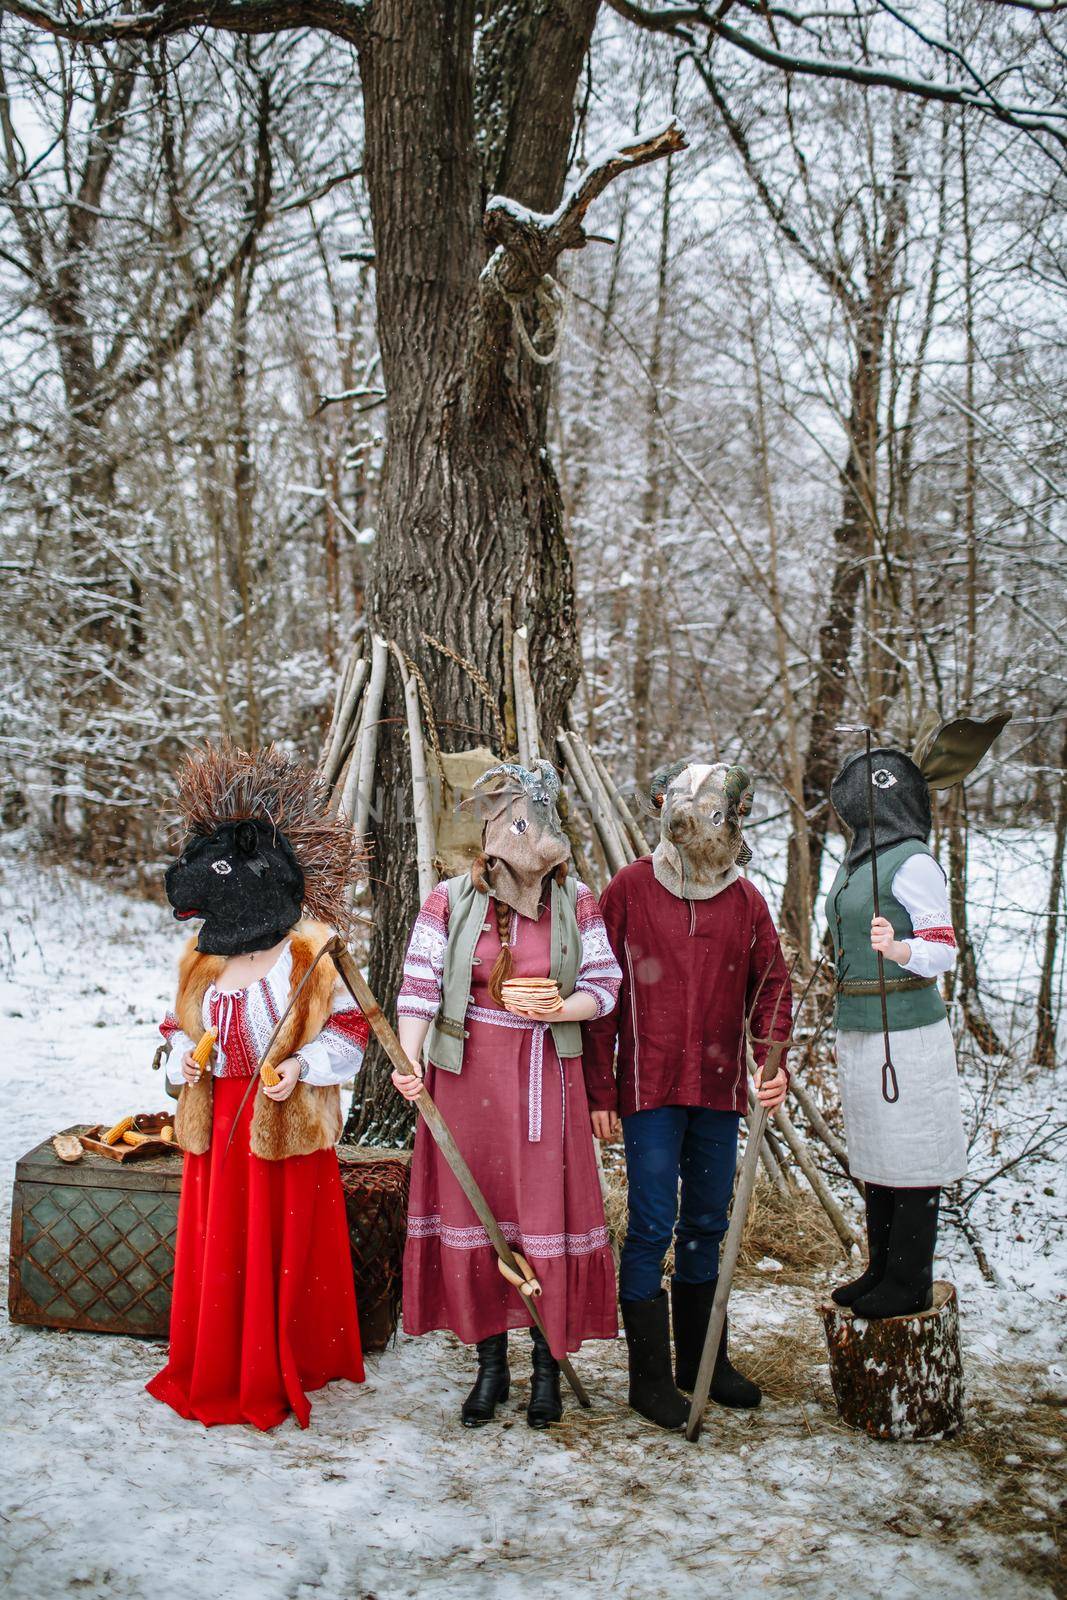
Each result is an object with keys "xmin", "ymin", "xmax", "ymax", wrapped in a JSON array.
[{"xmin": 685, "ymin": 956, "xmax": 822, "ymax": 1442}]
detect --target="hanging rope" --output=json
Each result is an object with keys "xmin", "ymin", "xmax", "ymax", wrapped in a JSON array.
[{"xmin": 486, "ymin": 253, "xmax": 570, "ymax": 366}]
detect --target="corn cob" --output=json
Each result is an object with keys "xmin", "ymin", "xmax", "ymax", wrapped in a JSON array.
[
  {"xmin": 102, "ymin": 1115, "xmax": 135, "ymax": 1146},
  {"xmin": 121, "ymin": 1130, "xmax": 151, "ymax": 1147},
  {"xmin": 159, "ymin": 1124, "xmax": 175, "ymax": 1143},
  {"xmin": 260, "ymin": 1057, "xmax": 282, "ymax": 1088},
  {"xmin": 191, "ymin": 1027, "xmax": 217, "ymax": 1078}
]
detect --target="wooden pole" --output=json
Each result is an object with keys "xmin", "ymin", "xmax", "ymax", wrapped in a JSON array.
[
  {"xmin": 501, "ymin": 601, "xmax": 518, "ymax": 759},
  {"xmin": 390, "ymin": 644, "xmax": 437, "ymax": 904},
  {"xmin": 686, "ymin": 1073, "xmax": 771, "ymax": 1441},
  {"xmin": 353, "ymin": 634, "xmax": 389, "ymax": 840},
  {"xmin": 788, "ymin": 1074, "xmax": 864, "ymax": 1195},
  {"xmin": 772, "ymin": 1103, "xmax": 862, "ymax": 1254},
  {"xmin": 330, "ymin": 942, "xmax": 591, "ymax": 1409},
  {"xmin": 556, "ymin": 731, "xmax": 613, "ymax": 879},
  {"xmin": 558, "ymin": 730, "xmax": 628, "ymax": 875},
  {"xmin": 569, "ymin": 732, "xmax": 633, "ymax": 867},
  {"xmin": 513, "ymin": 625, "xmax": 540, "ymax": 762},
  {"xmin": 586, "ymin": 739, "xmax": 650, "ymax": 858},
  {"xmin": 321, "ymin": 656, "xmax": 368, "ymax": 795},
  {"xmin": 744, "ymin": 1099, "xmax": 790, "ymax": 1200}
]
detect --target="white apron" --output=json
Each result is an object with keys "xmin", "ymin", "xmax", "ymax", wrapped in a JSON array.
[{"xmin": 836, "ymin": 1017, "xmax": 967, "ymax": 1187}]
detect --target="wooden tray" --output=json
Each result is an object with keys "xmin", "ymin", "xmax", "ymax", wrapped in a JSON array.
[{"xmin": 79, "ymin": 1112, "xmax": 181, "ymax": 1163}]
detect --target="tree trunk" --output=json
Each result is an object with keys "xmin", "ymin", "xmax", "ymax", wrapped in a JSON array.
[
  {"xmin": 1033, "ymin": 715, "xmax": 1067, "ymax": 1067},
  {"xmin": 346, "ymin": 0, "xmax": 598, "ymax": 1143}
]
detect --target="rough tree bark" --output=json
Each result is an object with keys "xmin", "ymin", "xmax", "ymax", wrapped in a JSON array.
[
  {"xmin": 349, "ymin": 4, "xmax": 682, "ymax": 1140},
  {"xmin": 1034, "ymin": 715, "xmax": 1067, "ymax": 1067}
]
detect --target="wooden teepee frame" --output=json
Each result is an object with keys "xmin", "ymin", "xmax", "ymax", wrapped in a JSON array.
[{"xmin": 318, "ymin": 633, "xmax": 862, "ymax": 1256}]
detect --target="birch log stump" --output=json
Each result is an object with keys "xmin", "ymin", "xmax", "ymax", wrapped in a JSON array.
[{"xmin": 820, "ymin": 1282, "xmax": 965, "ymax": 1440}]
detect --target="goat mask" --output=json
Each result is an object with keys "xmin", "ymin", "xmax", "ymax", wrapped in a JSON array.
[
  {"xmin": 466, "ymin": 760, "xmax": 570, "ymax": 920},
  {"xmin": 650, "ymin": 760, "xmax": 753, "ymax": 901}
]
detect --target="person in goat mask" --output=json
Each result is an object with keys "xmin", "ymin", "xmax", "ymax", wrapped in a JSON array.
[
  {"xmin": 584, "ymin": 759, "xmax": 792, "ymax": 1430},
  {"xmin": 826, "ymin": 712, "xmax": 1009, "ymax": 1320},
  {"xmin": 390, "ymin": 760, "xmax": 622, "ymax": 1430},
  {"xmin": 149, "ymin": 742, "xmax": 370, "ymax": 1429}
]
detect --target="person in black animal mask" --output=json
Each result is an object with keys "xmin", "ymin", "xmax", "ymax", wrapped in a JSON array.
[
  {"xmin": 165, "ymin": 815, "xmax": 306, "ymax": 957},
  {"xmin": 825, "ymin": 712, "xmax": 1009, "ymax": 1320},
  {"xmin": 149, "ymin": 742, "xmax": 370, "ymax": 1430}
]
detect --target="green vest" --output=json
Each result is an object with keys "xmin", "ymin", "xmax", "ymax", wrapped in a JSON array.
[
  {"xmin": 424, "ymin": 872, "xmax": 584, "ymax": 1074},
  {"xmin": 826, "ymin": 839, "xmax": 948, "ymax": 1033}
]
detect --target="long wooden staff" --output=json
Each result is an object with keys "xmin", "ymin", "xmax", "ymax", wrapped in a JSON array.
[
  {"xmin": 685, "ymin": 960, "xmax": 820, "ymax": 1443},
  {"xmin": 328, "ymin": 938, "xmax": 592, "ymax": 1409},
  {"xmin": 864, "ymin": 727, "xmax": 899, "ymax": 1105}
]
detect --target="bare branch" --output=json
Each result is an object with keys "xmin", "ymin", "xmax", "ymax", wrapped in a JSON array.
[{"xmin": 0, "ymin": 0, "xmax": 368, "ymax": 45}]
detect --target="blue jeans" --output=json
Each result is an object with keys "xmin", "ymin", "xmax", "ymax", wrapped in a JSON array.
[{"xmin": 619, "ymin": 1106, "xmax": 741, "ymax": 1303}]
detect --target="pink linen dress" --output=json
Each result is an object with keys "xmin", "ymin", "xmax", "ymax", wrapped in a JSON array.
[{"xmin": 398, "ymin": 881, "xmax": 621, "ymax": 1358}]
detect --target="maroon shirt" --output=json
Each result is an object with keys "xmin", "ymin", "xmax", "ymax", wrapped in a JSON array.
[{"xmin": 582, "ymin": 858, "xmax": 792, "ymax": 1118}]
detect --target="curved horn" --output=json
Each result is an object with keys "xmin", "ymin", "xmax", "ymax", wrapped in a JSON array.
[
  {"xmin": 723, "ymin": 764, "xmax": 753, "ymax": 815},
  {"xmin": 531, "ymin": 759, "xmax": 561, "ymax": 801},
  {"xmin": 649, "ymin": 758, "xmax": 688, "ymax": 811}
]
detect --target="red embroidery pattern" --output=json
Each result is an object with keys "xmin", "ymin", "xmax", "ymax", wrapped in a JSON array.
[{"xmin": 917, "ymin": 926, "xmax": 956, "ymax": 948}]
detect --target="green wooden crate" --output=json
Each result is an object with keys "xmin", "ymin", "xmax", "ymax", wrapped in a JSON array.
[
  {"xmin": 9, "ymin": 1128, "xmax": 180, "ymax": 1338},
  {"xmin": 9, "ymin": 1130, "xmax": 410, "ymax": 1349}
]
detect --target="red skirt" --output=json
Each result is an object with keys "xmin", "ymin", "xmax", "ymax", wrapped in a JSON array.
[{"xmin": 147, "ymin": 1077, "xmax": 364, "ymax": 1430}]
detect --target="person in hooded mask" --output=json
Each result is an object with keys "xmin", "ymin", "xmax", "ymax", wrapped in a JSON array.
[
  {"xmin": 148, "ymin": 743, "xmax": 370, "ymax": 1430},
  {"xmin": 825, "ymin": 712, "xmax": 1009, "ymax": 1321},
  {"xmin": 583, "ymin": 760, "xmax": 792, "ymax": 1430},
  {"xmin": 390, "ymin": 761, "xmax": 622, "ymax": 1429}
]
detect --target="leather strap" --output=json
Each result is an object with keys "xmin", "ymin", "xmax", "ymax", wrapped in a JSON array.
[{"xmin": 838, "ymin": 974, "xmax": 935, "ymax": 995}]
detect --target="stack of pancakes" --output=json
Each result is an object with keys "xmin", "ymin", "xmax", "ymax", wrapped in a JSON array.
[{"xmin": 500, "ymin": 977, "xmax": 563, "ymax": 1015}]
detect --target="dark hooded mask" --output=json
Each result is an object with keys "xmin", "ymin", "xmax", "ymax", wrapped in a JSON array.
[
  {"xmin": 165, "ymin": 817, "xmax": 306, "ymax": 956},
  {"xmin": 830, "ymin": 749, "xmax": 931, "ymax": 871},
  {"xmin": 831, "ymin": 711, "xmax": 1011, "ymax": 871}
]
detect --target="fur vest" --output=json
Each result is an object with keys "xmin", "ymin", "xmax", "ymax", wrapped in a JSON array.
[{"xmin": 173, "ymin": 920, "xmax": 344, "ymax": 1161}]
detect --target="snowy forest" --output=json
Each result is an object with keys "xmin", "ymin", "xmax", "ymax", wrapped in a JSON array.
[{"xmin": 0, "ymin": 2, "xmax": 1064, "ymax": 1597}]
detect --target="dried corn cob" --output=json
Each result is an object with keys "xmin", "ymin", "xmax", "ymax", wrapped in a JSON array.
[
  {"xmin": 121, "ymin": 1130, "xmax": 151, "ymax": 1147},
  {"xmin": 159, "ymin": 1124, "xmax": 175, "ymax": 1143},
  {"xmin": 102, "ymin": 1115, "xmax": 135, "ymax": 1146},
  {"xmin": 191, "ymin": 1027, "xmax": 217, "ymax": 1078},
  {"xmin": 260, "ymin": 1057, "xmax": 282, "ymax": 1088}
]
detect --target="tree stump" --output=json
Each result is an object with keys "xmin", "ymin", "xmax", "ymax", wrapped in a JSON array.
[{"xmin": 820, "ymin": 1281, "xmax": 965, "ymax": 1440}]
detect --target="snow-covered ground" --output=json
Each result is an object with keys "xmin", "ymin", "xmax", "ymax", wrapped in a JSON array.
[{"xmin": 0, "ymin": 850, "xmax": 1063, "ymax": 1600}]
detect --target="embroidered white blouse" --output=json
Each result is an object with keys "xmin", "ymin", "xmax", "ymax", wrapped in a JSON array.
[
  {"xmin": 160, "ymin": 941, "xmax": 368, "ymax": 1086},
  {"xmin": 891, "ymin": 853, "xmax": 958, "ymax": 980}
]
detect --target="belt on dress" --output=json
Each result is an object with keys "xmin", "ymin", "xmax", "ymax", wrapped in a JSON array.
[
  {"xmin": 466, "ymin": 1003, "xmax": 562, "ymax": 1144},
  {"xmin": 837, "ymin": 975, "xmax": 935, "ymax": 995}
]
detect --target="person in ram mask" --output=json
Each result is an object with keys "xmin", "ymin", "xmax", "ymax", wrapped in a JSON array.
[{"xmin": 584, "ymin": 758, "xmax": 792, "ymax": 1430}]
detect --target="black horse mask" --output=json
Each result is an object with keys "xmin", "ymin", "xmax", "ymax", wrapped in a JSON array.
[
  {"xmin": 831, "ymin": 711, "xmax": 1011, "ymax": 871},
  {"xmin": 164, "ymin": 817, "xmax": 306, "ymax": 956}
]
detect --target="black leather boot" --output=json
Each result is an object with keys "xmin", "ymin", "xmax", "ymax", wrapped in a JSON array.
[
  {"xmin": 670, "ymin": 1280, "xmax": 761, "ymax": 1408},
  {"xmin": 527, "ymin": 1326, "xmax": 563, "ymax": 1429},
  {"xmin": 621, "ymin": 1293, "xmax": 689, "ymax": 1430},
  {"xmin": 852, "ymin": 1188, "xmax": 940, "ymax": 1320},
  {"xmin": 831, "ymin": 1183, "xmax": 894, "ymax": 1307},
  {"xmin": 461, "ymin": 1332, "xmax": 510, "ymax": 1427}
]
